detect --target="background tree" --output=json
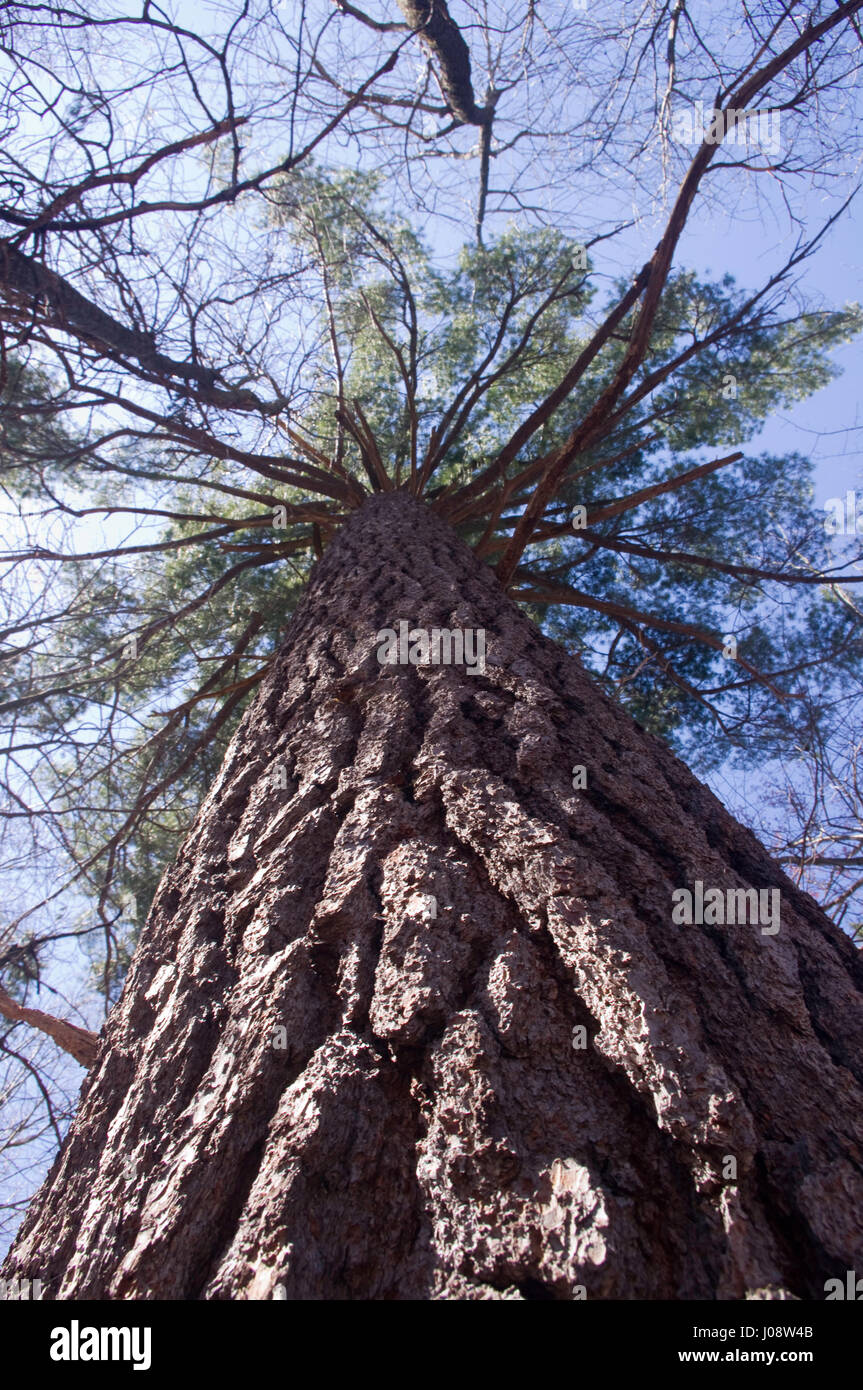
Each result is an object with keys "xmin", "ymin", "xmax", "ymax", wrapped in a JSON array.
[{"xmin": 761, "ymin": 579, "xmax": 863, "ymax": 940}]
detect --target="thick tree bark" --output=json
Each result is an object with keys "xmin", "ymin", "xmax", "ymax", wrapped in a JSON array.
[{"xmin": 3, "ymin": 491, "xmax": 862, "ymax": 1300}]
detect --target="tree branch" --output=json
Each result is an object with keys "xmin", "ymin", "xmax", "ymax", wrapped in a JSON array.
[{"xmin": 0, "ymin": 982, "xmax": 99, "ymax": 1069}]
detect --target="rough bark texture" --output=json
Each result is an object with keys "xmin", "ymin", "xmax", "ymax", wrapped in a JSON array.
[{"xmin": 4, "ymin": 491, "xmax": 863, "ymax": 1300}]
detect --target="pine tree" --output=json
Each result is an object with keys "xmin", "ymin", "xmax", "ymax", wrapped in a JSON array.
[{"xmin": 2, "ymin": 0, "xmax": 863, "ymax": 1297}]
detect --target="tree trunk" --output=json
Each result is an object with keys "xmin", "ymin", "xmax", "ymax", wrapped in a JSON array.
[{"xmin": 4, "ymin": 491, "xmax": 862, "ymax": 1300}]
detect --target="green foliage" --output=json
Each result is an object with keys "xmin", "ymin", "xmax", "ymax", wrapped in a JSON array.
[
  {"xmin": 0, "ymin": 357, "xmax": 81, "ymax": 497},
  {"xmin": 5, "ymin": 170, "xmax": 862, "ymax": 992}
]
